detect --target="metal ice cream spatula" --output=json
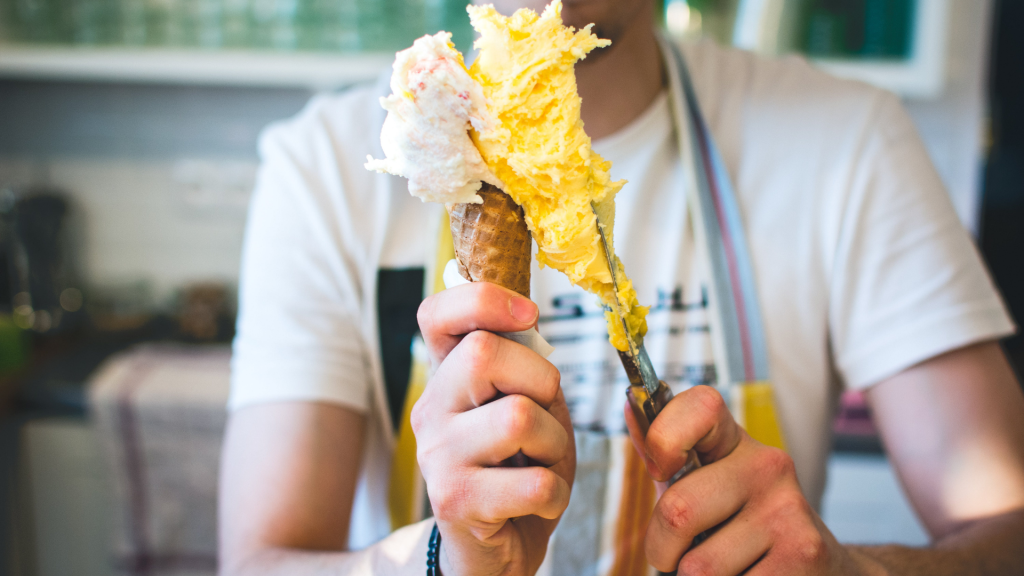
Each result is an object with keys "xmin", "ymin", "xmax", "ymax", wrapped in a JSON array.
[
  {"xmin": 591, "ymin": 204, "xmax": 707, "ymax": 570},
  {"xmin": 591, "ymin": 203, "xmax": 702, "ymax": 481}
]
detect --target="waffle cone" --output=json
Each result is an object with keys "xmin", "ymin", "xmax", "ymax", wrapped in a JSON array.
[{"xmin": 448, "ymin": 183, "xmax": 532, "ymax": 298}]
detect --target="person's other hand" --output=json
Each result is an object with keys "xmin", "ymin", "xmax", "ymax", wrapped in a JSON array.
[
  {"xmin": 625, "ymin": 386, "xmax": 863, "ymax": 575},
  {"xmin": 413, "ymin": 282, "xmax": 576, "ymax": 576}
]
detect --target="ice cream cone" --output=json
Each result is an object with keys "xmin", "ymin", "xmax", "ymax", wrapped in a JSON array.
[{"xmin": 448, "ymin": 183, "xmax": 532, "ymax": 298}]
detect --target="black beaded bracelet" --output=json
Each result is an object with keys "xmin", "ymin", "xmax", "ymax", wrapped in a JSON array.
[{"xmin": 426, "ymin": 522, "xmax": 442, "ymax": 576}]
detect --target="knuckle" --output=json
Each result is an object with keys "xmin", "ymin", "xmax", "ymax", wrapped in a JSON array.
[
  {"xmin": 692, "ymin": 385, "xmax": 726, "ymax": 418},
  {"xmin": 656, "ymin": 489, "xmax": 698, "ymax": 533},
  {"xmin": 486, "ymin": 280, "xmax": 515, "ymax": 299},
  {"xmin": 431, "ymin": 497, "xmax": 457, "ymax": 523},
  {"xmin": 425, "ymin": 477, "xmax": 458, "ymax": 518},
  {"xmin": 757, "ymin": 446, "xmax": 796, "ymax": 479},
  {"xmin": 787, "ymin": 489, "xmax": 814, "ymax": 516},
  {"xmin": 766, "ymin": 486, "xmax": 808, "ymax": 518},
  {"xmin": 502, "ymin": 395, "xmax": 536, "ymax": 440},
  {"xmin": 791, "ymin": 528, "xmax": 827, "ymax": 566},
  {"xmin": 465, "ymin": 284, "xmax": 496, "ymax": 315},
  {"xmin": 478, "ymin": 281, "xmax": 504, "ymax": 299},
  {"xmin": 460, "ymin": 331, "xmax": 498, "ymax": 376},
  {"xmin": 428, "ymin": 477, "xmax": 467, "ymax": 522},
  {"xmin": 524, "ymin": 468, "xmax": 561, "ymax": 505}
]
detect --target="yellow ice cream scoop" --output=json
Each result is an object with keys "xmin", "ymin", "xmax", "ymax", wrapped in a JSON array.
[{"xmin": 468, "ymin": 0, "xmax": 648, "ymax": 351}]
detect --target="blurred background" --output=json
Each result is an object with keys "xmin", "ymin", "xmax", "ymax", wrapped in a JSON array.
[{"xmin": 0, "ymin": 0, "xmax": 1021, "ymax": 574}]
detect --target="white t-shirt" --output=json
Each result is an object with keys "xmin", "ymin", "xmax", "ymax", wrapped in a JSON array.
[
  {"xmin": 230, "ymin": 39, "xmax": 1014, "ymax": 557},
  {"xmin": 540, "ymin": 89, "xmax": 713, "ymax": 433}
]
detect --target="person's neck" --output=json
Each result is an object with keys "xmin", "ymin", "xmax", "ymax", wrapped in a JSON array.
[{"xmin": 576, "ymin": 9, "xmax": 665, "ymax": 140}]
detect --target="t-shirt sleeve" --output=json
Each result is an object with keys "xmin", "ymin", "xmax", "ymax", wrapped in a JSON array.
[
  {"xmin": 829, "ymin": 93, "xmax": 1015, "ymax": 390},
  {"xmin": 229, "ymin": 114, "xmax": 373, "ymax": 412}
]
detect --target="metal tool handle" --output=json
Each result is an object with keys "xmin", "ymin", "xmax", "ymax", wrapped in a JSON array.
[
  {"xmin": 626, "ymin": 382, "xmax": 707, "ymax": 575},
  {"xmin": 627, "ymin": 382, "xmax": 702, "ymax": 483}
]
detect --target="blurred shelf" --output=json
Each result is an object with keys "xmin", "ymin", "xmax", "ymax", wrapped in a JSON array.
[
  {"xmin": 809, "ymin": 0, "xmax": 951, "ymax": 100},
  {"xmin": 0, "ymin": 45, "xmax": 393, "ymax": 89},
  {"xmin": 730, "ymin": 0, "xmax": 952, "ymax": 100}
]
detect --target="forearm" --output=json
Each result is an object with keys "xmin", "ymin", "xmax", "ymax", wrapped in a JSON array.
[
  {"xmin": 846, "ymin": 509, "xmax": 1024, "ymax": 576},
  {"xmin": 221, "ymin": 520, "xmax": 433, "ymax": 576}
]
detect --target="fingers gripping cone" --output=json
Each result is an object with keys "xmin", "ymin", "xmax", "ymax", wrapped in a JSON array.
[
  {"xmin": 447, "ymin": 183, "xmax": 540, "ymax": 471},
  {"xmin": 448, "ymin": 183, "xmax": 532, "ymax": 297}
]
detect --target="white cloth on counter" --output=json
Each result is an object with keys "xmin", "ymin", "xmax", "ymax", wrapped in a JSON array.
[
  {"xmin": 89, "ymin": 344, "xmax": 230, "ymax": 576},
  {"xmin": 442, "ymin": 258, "xmax": 556, "ymax": 359}
]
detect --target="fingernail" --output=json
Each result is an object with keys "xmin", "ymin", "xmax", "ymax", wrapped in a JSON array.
[{"xmin": 509, "ymin": 297, "xmax": 538, "ymax": 324}]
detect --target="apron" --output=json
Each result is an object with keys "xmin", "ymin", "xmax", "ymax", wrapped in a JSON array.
[{"xmin": 387, "ymin": 36, "xmax": 787, "ymax": 572}]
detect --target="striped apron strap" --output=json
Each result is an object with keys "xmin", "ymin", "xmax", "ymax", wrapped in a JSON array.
[{"xmin": 664, "ymin": 39, "xmax": 786, "ymax": 451}]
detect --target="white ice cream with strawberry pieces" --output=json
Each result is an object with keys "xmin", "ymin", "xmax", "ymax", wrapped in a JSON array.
[{"xmin": 365, "ymin": 31, "xmax": 502, "ymax": 204}]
